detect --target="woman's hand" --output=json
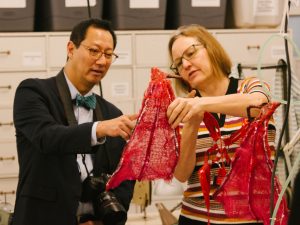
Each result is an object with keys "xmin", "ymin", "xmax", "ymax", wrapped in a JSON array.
[{"xmin": 167, "ymin": 90, "xmax": 204, "ymax": 128}]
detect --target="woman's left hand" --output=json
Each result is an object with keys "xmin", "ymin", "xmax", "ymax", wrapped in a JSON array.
[{"xmin": 167, "ymin": 90, "xmax": 204, "ymax": 128}]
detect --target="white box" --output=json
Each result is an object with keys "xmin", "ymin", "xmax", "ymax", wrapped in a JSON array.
[{"xmin": 232, "ymin": 0, "xmax": 284, "ymax": 28}]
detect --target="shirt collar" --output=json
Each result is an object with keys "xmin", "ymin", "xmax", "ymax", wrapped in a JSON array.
[{"xmin": 63, "ymin": 71, "xmax": 93, "ymax": 99}]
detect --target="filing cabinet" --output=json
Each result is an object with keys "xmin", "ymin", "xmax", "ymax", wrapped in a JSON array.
[
  {"xmin": 0, "ymin": 29, "xmax": 292, "ymax": 209},
  {"xmin": 0, "ymin": 33, "xmax": 47, "ymax": 205}
]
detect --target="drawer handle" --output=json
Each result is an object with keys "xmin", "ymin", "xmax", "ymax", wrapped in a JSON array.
[
  {"xmin": 0, "ymin": 190, "xmax": 15, "ymax": 195},
  {"xmin": 0, "ymin": 190, "xmax": 15, "ymax": 204},
  {"xmin": 0, "ymin": 85, "xmax": 12, "ymax": 90},
  {"xmin": 247, "ymin": 45, "xmax": 260, "ymax": 50},
  {"xmin": 0, "ymin": 50, "xmax": 11, "ymax": 55},
  {"xmin": 0, "ymin": 122, "xmax": 14, "ymax": 126},
  {"xmin": 0, "ymin": 156, "xmax": 15, "ymax": 161}
]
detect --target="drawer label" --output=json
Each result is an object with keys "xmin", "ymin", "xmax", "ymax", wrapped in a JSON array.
[
  {"xmin": 65, "ymin": 0, "xmax": 96, "ymax": 7},
  {"xmin": 254, "ymin": 0, "xmax": 279, "ymax": 16},
  {"xmin": 111, "ymin": 83, "xmax": 129, "ymax": 97},
  {"xmin": 113, "ymin": 51, "xmax": 132, "ymax": 66},
  {"xmin": 271, "ymin": 46, "xmax": 286, "ymax": 59},
  {"xmin": 130, "ymin": 0, "xmax": 159, "ymax": 8},
  {"xmin": 0, "ymin": 0, "xmax": 25, "ymax": 8},
  {"xmin": 192, "ymin": 0, "xmax": 220, "ymax": 7},
  {"xmin": 22, "ymin": 52, "xmax": 43, "ymax": 67}
]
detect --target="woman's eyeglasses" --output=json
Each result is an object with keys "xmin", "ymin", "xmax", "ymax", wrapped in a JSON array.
[{"xmin": 170, "ymin": 44, "xmax": 204, "ymax": 74}]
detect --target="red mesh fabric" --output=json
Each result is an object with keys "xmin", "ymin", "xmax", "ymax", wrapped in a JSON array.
[
  {"xmin": 106, "ymin": 67, "xmax": 180, "ymax": 190},
  {"xmin": 198, "ymin": 158, "xmax": 211, "ymax": 224},
  {"xmin": 211, "ymin": 102, "xmax": 288, "ymax": 225}
]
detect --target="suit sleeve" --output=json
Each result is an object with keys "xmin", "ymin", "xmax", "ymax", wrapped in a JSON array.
[{"xmin": 13, "ymin": 79, "xmax": 95, "ymax": 155}]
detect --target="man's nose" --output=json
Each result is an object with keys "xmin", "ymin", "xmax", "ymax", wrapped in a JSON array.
[{"xmin": 95, "ymin": 54, "xmax": 107, "ymax": 64}]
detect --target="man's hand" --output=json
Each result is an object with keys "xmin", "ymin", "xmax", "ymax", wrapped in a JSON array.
[{"xmin": 96, "ymin": 114, "xmax": 138, "ymax": 140}]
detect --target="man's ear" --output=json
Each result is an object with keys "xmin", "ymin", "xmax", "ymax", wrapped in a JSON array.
[{"xmin": 67, "ymin": 41, "xmax": 75, "ymax": 60}]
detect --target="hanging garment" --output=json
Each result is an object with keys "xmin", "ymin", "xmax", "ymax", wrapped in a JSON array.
[
  {"xmin": 201, "ymin": 102, "xmax": 288, "ymax": 225},
  {"xmin": 106, "ymin": 67, "xmax": 180, "ymax": 190}
]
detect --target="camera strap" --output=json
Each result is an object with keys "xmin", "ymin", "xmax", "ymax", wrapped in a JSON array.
[{"xmin": 55, "ymin": 70, "xmax": 105, "ymax": 178}]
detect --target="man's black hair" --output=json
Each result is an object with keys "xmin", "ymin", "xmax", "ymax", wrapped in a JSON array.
[{"xmin": 70, "ymin": 18, "xmax": 117, "ymax": 49}]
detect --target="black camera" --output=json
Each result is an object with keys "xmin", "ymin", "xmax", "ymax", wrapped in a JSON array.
[{"xmin": 81, "ymin": 173, "xmax": 127, "ymax": 225}]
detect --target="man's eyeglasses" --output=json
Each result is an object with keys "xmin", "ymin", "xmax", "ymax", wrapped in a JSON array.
[
  {"xmin": 170, "ymin": 44, "xmax": 204, "ymax": 74},
  {"xmin": 81, "ymin": 44, "xmax": 119, "ymax": 63}
]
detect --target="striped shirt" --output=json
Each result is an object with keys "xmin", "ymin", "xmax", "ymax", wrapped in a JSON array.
[{"xmin": 180, "ymin": 77, "xmax": 276, "ymax": 224}]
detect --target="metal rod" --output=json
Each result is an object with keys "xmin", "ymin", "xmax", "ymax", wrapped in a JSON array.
[{"xmin": 166, "ymin": 74, "xmax": 183, "ymax": 79}]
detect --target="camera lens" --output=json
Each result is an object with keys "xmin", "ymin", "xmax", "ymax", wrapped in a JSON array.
[
  {"xmin": 81, "ymin": 174, "xmax": 127, "ymax": 224},
  {"xmin": 95, "ymin": 191, "xmax": 127, "ymax": 224}
]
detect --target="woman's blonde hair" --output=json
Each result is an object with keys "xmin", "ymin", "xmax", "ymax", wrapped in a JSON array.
[{"xmin": 168, "ymin": 24, "xmax": 232, "ymax": 96}]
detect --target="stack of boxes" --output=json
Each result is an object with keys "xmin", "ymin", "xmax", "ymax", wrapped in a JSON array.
[{"xmin": 0, "ymin": 0, "xmax": 284, "ymax": 32}]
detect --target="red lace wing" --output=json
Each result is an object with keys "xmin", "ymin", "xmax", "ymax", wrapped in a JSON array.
[
  {"xmin": 106, "ymin": 67, "xmax": 180, "ymax": 190},
  {"xmin": 213, "ymin": 102, "xmax": 288, "ymax": 225}
]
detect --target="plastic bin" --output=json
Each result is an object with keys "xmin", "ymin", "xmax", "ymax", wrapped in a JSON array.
[
  {"xmin": 231, "ymin": 0, "xmax": 284, "ymax": 28},
  {"xmin": 0, "ymin": 0, "xmax": 35, "ymax": 32},
  {"xmin": 35, "ymin": 0, "xmax": 103, "ymax": 31},
  {"xmin": 166, "ymin": 0, "xmax": 228, "ymax": 29},
  {"xmin": 104, "ymin": 0, "xmax": 167, "ymax": 30}
]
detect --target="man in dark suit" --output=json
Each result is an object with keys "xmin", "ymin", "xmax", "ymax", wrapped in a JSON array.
[{"xmin": 12, "ymin": 19, "xmax": 137, "ymax": 225}]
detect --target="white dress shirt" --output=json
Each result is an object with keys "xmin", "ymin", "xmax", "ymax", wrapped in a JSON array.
[{"xmin": 64, "ymin": 73, "xmax": 104, "ymax": 216}]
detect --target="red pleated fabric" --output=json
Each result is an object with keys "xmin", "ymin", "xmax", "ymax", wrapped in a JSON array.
[{"xmin": 106, "ymin": 67, "xmax": 180, "ymax": 190}]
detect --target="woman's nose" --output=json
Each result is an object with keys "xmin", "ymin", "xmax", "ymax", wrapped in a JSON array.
[{"xmin": 181, "ymin": 58, "xmax": 192, "ymax": 70}]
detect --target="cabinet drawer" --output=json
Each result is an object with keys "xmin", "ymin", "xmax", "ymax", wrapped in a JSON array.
[
  {"xmin": 0, "ymin": 108, "xmax": 14, "ymax": 141},
  {"xmin": 135, "ymin": 34, "xmax": 171, "ymax": 66},
  {"xmin": 48, "ymin": 34, "xmax": 69, "ymax": 69},
  {"xmin": 0, "ymin": 141, "xmax": 18, "ymax": 178},
  {"xmin": 0, "ymin": 177, "xmax": 17, "ymax": 205},
  {"xmin": 216, "ymin": 32, "xmax": 286, "ymax": 65},
  {"xmin": 113, "ymin": 34, "xmax": 133, "ymax": 66},
  {"xmin": 134, "ymin": 68, "xmax": 151, "ymax": 101},
  {"xmin": 102, "ymin": 68, "xmax": 133, "ymax": 100},
  {"xmin": 0, "ymin": 72, "xmax": 47, "ymax": 106},
  {"xmin": 0, "ymin": 36, "xmax": 46, "ymax": 71}
]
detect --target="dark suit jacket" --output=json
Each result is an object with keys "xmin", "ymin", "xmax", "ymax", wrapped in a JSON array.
[
  {"xmin": 12, "ymin": 70, "xmax": 135, "ymax": 225},
  {"xmin": 288, "ymin": 171, "xmax": 300, "ymax": 225}
]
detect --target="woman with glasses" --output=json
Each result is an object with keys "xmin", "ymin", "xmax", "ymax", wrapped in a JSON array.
[{"xmin": 166, "ymin": 24, "xmax": 275, "ymax": 225}]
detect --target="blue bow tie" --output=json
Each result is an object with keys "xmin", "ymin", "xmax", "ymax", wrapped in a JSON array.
[{"xmin": 73, "ymin": 93, "xmax": 96, "ymax": 110}]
